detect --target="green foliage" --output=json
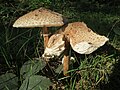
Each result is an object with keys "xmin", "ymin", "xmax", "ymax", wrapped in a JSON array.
[
  {"xmin": 0, "ymin": 58, "xmax": 52, "ymax": 90},
  {"xmin": 111, "ymin": 35, "xmax": 120, "ymax": 50},
  {"xmin": 20, "ymin": 58, "xmax": 46, "ymax": 79},
  {"xmin": 19, "ymin": 75, "xmax": 52, "ymax": 90},
  {"xmin": 22, "ymin": 0, "xmax": 51, "ymax": 9},
  {"xmin": 0, "ymin": 73, "xmax": 18, "ymax": 90},
  {"xmin": 114, "ymin": 27, "xmax": 120, "ymax": 36},
  {"xmin": 55, "ymin": 64, "xmax": 63, "ymax": 74},
  {"xmin": 110, "ymin": 20, "xmax": 120, "ymax": 50},
  {"xmin": 77, "ymin": 55, "xmax": 116, "ymax": 89},
  {"xmin": 58, "ymin": 54, "xmax": 117, "ymax": 90},
  {"xmin": 19, "ymin": 58, "xmax": 51, "ymax": 90}
]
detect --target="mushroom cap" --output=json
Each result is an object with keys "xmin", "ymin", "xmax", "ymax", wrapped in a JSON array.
[
  {"xmin": 64, "ymin": 22, "xmax": 109, "ymax": 54},
  {"xmin": 42, "ymin": 33, "xmax": 65, "ymax": 58},
  {"xmin": 13, "ymin": 7, "xmax": 65, "ymax": 28}
]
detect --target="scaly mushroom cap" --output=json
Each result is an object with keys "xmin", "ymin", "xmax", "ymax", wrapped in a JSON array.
[
  {"xmin": 13, "ymin": 7, "xmax": 65, "ymax": 28},
  {"xmin": 64, "ymin": 22, "xmax": 109, "ymax": 54},
  {"xmin": 42, "ymin": 33, "xmax": 65, "ymax": 58}
]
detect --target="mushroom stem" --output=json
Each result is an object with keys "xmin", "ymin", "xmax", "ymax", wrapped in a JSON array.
[
  {"xmin": 43, "ymin": 26, "xmax": 49, "ymax": 48},
  {"xmin": 63, "ymin": 39, "xmax": 70, "ymax": 76}
]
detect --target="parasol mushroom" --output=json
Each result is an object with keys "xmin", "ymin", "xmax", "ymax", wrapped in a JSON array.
[
  {"xmin": 63, "ymin": 22, "xmax": 108, "ymax": 76},
  {"xmin": 13, "ymin": 7, "xmax": 66, "ymax": 48},
  {"xmin": 64, "ymin": 22, "xmax": 109, "ymax": 54}
]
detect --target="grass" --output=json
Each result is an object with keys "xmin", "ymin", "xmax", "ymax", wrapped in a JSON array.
[{"xmin": 0, "ymin": 0, "xmax": 120, "ymax": 90}]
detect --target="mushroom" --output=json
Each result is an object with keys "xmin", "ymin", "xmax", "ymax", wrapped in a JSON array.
[
  {"xmin": 42, "ymin": 25, "xmax": 66, "ymax": 59},
  {"xmin": 42, "ymin": 33, "xmax": 65, "ymax": 59},
  {"xmin": 43, "ymin": 22, "xmax": 109, "ymax": 76},
  {"xmin": 13, "ymin": 7, "xmax": 66, "ymax": 48},
  {"xmin": 64, "ymin": 22, "xmax": 109, "ymax": 54},
  {"xmin": 63, "ymin": 22, "xmax": 108, "ymax": 75},
  {"xmin": 42, "ymin": 25, "xmax": 69, "ymax": 76}
]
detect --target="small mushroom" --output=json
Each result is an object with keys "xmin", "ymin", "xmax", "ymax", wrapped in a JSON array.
[
  {"xmin": 42, "ymin": 26, "xmax": 70, "ymax": 76},
  {"xmin": 42, "ymin": 25, "xmax": 66, "ymax": 59},
  {"xmin": 13, "ymin": 7, "xmax": 66, "ymax": 48},
  {"xmin": 42, "ymin": 33, "xmax": 65, "ymax": 59}
]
